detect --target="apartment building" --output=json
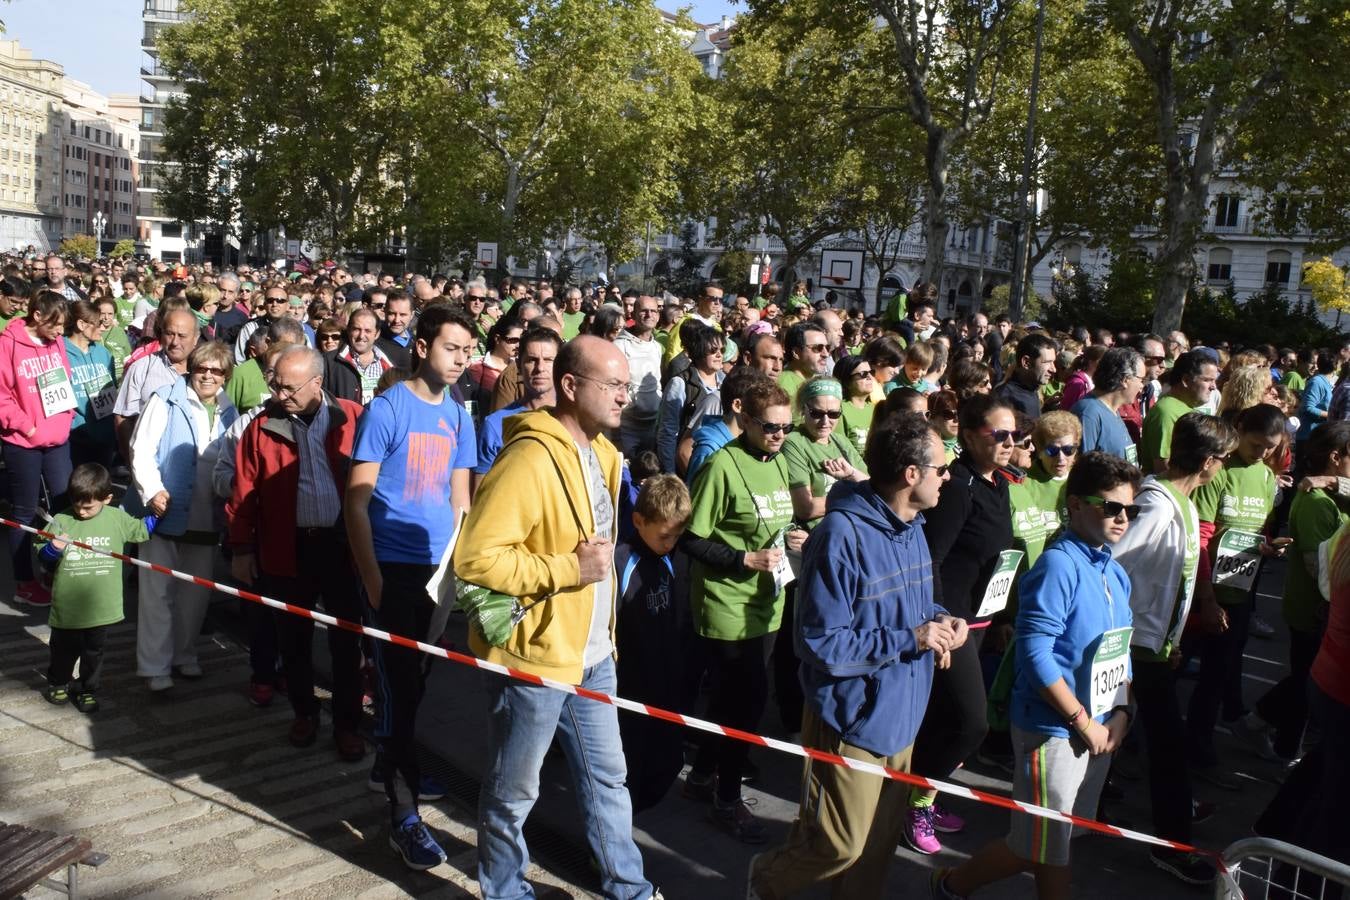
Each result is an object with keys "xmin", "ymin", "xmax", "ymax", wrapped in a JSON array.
[
  {"xmin": 0, "ymin": 40, "xmax": 63, "ymax": 251},
  {"xmin": 59, "ymin": 78, "xmax": 139, "ymax": 249}
]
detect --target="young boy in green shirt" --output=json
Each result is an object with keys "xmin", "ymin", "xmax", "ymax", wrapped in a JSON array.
[{"xmin": 39, "ymin": 464, "xmax": 157, "ymax": 713}]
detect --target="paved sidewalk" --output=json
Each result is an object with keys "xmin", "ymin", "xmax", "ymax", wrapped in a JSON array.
[{"xmin": 0, "ymin": 594, "xmax": 584, "ymax": 899}]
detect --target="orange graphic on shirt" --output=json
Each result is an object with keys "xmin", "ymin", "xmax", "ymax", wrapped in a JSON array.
[{"xmin": 402, "ymin": 428, "xmax": 455, "ymax": 502}]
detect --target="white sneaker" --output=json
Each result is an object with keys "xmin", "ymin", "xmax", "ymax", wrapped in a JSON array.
[
  {"xmin": 1233, "ymin": 713, "xmax": 1279, "ymax": 761},
  {"xmin": 148, "ymin": 675, "xmax": 174, "ymax": 692},
  {"xmin": 175, "ymin": 662, "xmax": 203, "ymax": 678}
]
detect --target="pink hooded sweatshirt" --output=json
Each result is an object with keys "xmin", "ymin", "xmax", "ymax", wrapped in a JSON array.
[{"xmin": 0, "ymin": 316, "xmax": 74, "ymax": 450}]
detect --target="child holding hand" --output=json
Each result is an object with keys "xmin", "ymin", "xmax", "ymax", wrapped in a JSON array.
[{"xmin": 39, "ymin": 463, "xmax": 157, "ymax": 712}]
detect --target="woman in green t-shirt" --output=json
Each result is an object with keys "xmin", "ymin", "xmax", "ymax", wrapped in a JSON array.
[
  {"xmin": 1008, "ymin": 411, "xmax": 1080, "ymax": 577},
  {"xmin": 833, "ymin": 355, "xmax": 875, "ymax": 456},
  {"xmin": 1253, "ymin": 421, "xmax": 1350, "ymax": 761},
  {"xmin": 683, "ymin": 377, "xmax": 804, "ymax": 842},
  {"xmin": 1189, "ymin": 402, "xmax": 1289, "ymax": 784}
]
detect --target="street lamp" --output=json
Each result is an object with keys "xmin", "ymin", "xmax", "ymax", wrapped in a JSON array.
[{"xmin": 92, "ymin": 211, "xmax": 106, "ymax": 256}]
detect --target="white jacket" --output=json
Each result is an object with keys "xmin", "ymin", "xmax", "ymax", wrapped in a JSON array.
[{"xmin": 1113, "ymin": 477, "xmax": 1198, "ymax": 654}]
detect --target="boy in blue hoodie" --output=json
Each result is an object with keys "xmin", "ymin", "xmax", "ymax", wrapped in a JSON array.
[
  {"xmin": 935, "ymin": 451, "xmax": 1140, "ymax": 900},
  {"xmin": 748, "ymin": 413, "xmax": 967, "ymax": 900},
  {"xmin": 614, "ymin": 473, "xmax": 692, "ymax": 813}
]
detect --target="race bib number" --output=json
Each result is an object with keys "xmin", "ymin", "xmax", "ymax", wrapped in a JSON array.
[
  {"xmin": 1124, "ymin": 444, "xmax": 1138, "ymax": 466},
  {"xmin": 975, "ymin": 550, "xmax": 1024, "ymax": 618},
  {"xmin": 1087, "ymin": 626, "xmax": 1132, "ymax": 718},
  {"xmin": 1213, "ymin": 529, "xmax": 1262, "ymax": 592},
  {"xmin": 90, "ymin": 380, "xmax": 117, "ymax": 420},
  {"xmin": 38, "ymin": 367, "xmax": 77, "ymax": 418},
  {"xmin": 772, "ymin": 531, "xmax": 795, "ymax": 594}
]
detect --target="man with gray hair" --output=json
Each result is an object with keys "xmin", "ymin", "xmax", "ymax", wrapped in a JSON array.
[
  {"xmin": 212, "ymin": 272, "xmax": 249, "ymax": 346},
  {"xmin": 1072, "ymin": 346, "xmax": 1146, "ymax": 463},
  {"xmin": 113, "ymin": 307, "xmax": 200, "ymax": 462},
  {"xmin": 226, "ymin": 344, "xmax": 367, "ymax": 759},
  {"xmin": 227, "ymin": 317, "xmax": 308, "ymax": 412}
]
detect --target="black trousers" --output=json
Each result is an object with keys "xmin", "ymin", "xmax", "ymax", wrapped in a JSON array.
[
  {"xmin": 370, "ymin": 561, "xmax": 436, "ymax": 823},
  {"xmin": 692, "ymin": 633, "xmax": 770, "ymax": 803},
  {"xmin": 1186, "ymin": 600, "xmax": 1252, "ymax": 766},
  {"xmin": 912, "ymin": 628, "xmax": 988, "ymax": 782},
  {"xmin": 258, "ymin": 529, "xmax": 364, "ymax": 731},
  {"xmin": 48, "ymin": 625, "xmax": 108, "ymax": 693},
  {"xmin": 1132, "ymin": 656, "xmax": 1193, "ymax": 843},
  {"xmin": 1256, "ymin": 625, "xmax": 1323, "ymax": 759}
]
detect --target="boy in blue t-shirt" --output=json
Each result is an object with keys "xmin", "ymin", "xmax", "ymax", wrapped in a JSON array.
[
  {"xmin": 346, "ymin": 304, "xmax": 477, "ymax": 871},
  {"xmin": 613, "ymin": 473, "xmax": 692, "ymax": 812}
]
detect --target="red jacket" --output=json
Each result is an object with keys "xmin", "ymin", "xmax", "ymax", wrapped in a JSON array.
[{"xmin": 226, "ymin": 395, "xmax": 362, "ymax": 577}]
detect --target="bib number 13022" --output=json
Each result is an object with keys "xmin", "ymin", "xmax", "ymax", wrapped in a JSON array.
[{"xmin": 1087, "ymin": 627, "xmax": 1132, "ymax": 719}]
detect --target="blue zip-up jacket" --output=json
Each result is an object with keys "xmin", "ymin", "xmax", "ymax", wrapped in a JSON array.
[
  {"xmin": 1298, "ymin": 374, "xmax": 1333, "ymax": 440},
  {"xmin": 795, "ymin": 480, "xmax": 945, "ymax": 756},
  {"xmin": 1012, "ymin": 530, "xmax": 1133, "ymax": 737}
]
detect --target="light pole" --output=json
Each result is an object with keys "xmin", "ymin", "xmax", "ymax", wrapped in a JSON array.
[{"xmin": 92, "ymin": 211, "xmax": 106, "ymax": 256}]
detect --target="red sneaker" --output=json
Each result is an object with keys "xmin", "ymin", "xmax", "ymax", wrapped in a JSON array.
[
  {"xmin": 248, "ymin": 681, "xmax": 274, "ymax": 708},
  {"xmin": 15, "ymin": 581, "xmax": 51, "ymax": 607}
]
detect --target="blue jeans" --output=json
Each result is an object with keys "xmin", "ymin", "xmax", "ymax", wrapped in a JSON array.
[
  {"xmin": 2, "ymin": 440, "xmax": 71, "ymax": 582},
  {"xmin": 477, "ymin": 658, "xmax": 652, "ymax": 900}
]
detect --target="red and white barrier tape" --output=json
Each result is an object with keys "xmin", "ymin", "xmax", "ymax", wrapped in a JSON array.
[{"xmin": 2, "ymin": 515, "xmax": 1214, "ymax": 859}]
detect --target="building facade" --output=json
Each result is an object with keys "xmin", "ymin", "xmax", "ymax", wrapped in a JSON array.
[
  {"xmin": 59, "ymin": 79, "xmax": 139, "ymax": 250},
  {"xmin": 140, "ymin": 0, "xmax": 194, "ymax": 262},
  {"xmin": 0, "ymin": 40, "xmax": 63, "ymax": 252}
]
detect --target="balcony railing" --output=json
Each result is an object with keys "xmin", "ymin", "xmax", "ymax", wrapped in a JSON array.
[{"xmin": 143, "ymin": 3, "xmax": 188, "ymax": 22}]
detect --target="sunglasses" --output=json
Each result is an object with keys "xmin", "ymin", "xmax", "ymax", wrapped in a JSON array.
[
  {"xmin": 980, "ymin": 428, "xmax": 1025, "ymax": 444},
  {"xmin": 918, "ymin": 462, "xmax": 950, "ymax": 477},
  {"xmin": 929, "ymin": 409, "xmax": 959, "ymax": 421},
  {"xmin": 1144, "ymin": 355, "xmax": 1166, "ymax": 366},
  {"xmin": 369, "ymin": 303, "xmax": 386, "ymax": 310},
  {"xmin": 807, "ymin": 408, "xmax": 842, "ymax": 421},
  {"xmin": 753, "ymin": 419, "xmax": 795, "ymax": 436},
  {"xmin": 852, "ymin": 369, "xmax": 874, "ymax": 379},
  {"xmin": 1083, "ymin": 495, "xmax": 1141, "ymax": 521},
  {"xmin": 193, "ymin": 365, "xmax": 227, "ymax": 377},
  {"xmin": 806, "ymin": 343, "xmax": 829, "ymax": 353},
  {"xmin": 1042, "ymin": 444, "xmax": 1078, "ymax": 457},
  {"xmin": 502, "ymin": 336, "xmax": 522, "ymax": 344},
  {"xmin": 318, "ymin": 332, "xmax": 342, "ymax": 341}
]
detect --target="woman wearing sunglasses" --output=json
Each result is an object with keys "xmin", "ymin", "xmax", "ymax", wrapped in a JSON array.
[
  {"xmin": 833, "ymin": 355, "xmax": 875, "ymax": 455},
  {"xmin": 776, "ymin": 377, "xmax": 868, "ymax": 733},
  {"xmin": 1187, "ymin": 402, "xmax": 1288, "ymax": 789},
  {"xmin": 927, "ymin": 389, "xmax": 961, "ymax": 463},
  {"xmin": 904, "ymin": 393, "xmax": 1019, "ymax": 854},
  {"xmin": 1111, "ymin": 412, "xmax": 1237, "ymax": 886},
  {"xmin": 1009, "ymin": 411, "xmax": 1082, "ymax": 587},
  {"xmin": 683, "ymin": 378, "xmax": 804, "ymax": 843}
]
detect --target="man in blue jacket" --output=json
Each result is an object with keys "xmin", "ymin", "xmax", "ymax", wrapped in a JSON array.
[{"xmin": 747, "ymin": 413, "xmax": 968, "ymax": 900}]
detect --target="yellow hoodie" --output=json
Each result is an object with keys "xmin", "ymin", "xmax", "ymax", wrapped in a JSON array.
[{"xmin": 453, "ymin": 408, "xmax": 621, "ymax": 685}]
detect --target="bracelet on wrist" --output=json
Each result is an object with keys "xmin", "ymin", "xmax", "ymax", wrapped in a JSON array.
[{"xmin": 1066, "ymin": 707, "xmax": 1085, "ymax": 727}]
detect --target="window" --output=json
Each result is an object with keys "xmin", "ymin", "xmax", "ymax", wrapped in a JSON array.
[
  {"xmin": 1265, "ymin": 250, "xmax": 1292, "ymax": 286},
  {"xmin": 1214, "ymin": 195, "xmax": 1240, "ymax": 228},
  {"xmin": 1207, "ymin": 247, "xmax": 1233, "ymax": 282},
  {"xmin": 161, "ymin": 223, "xmax": 182, "ymax": 238}
]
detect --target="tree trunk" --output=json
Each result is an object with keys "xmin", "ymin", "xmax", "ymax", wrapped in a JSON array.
[
  {"xmin": 921, "ymin": 128, "xmax": 950, "ymax": 288},
  {"xmin": 501, "ymin": 161, "xmax": 520, "ymax": 278}
]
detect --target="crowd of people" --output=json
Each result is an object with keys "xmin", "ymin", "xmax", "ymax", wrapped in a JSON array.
[{"xmin": 2, "ymin": 249, "xmax": 1348, "ymax": 899}]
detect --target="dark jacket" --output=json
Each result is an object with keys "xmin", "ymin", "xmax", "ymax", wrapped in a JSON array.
[
  {"xmin": 376, "ymin": 334, "xmax": 412, "ymax": 370},
  {"xmin": 321, "ymin": 345, "xmax": 393, "ymax": 405},
  {"xmin": 922, "ymin": 454, "xmax": 1015, "ymax": 619},
  {"xmin": 796, "ymin": 480, "xmax": 945, "ymax": 756},
  {"xmin": 995, "ymin": 376, "xmax": 1043, "ymax": 422}
]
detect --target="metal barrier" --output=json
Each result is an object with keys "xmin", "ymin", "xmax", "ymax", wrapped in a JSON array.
[{"xmin": 1216, "ymin": 837, "xmax": 1350, "ymax": 900}]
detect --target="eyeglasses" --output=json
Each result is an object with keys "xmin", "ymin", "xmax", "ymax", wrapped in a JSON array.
[
  {"xmin": 917, "ymin": 462, "xmax": 950, "ymax": 477},
  {"xmin": 806, "ymin": 408, "xmax": 842, "ymax": 421},
  {"xmin": 1082, "ymin": 495, "xmax": 1141, "ymax": 521},
  {"xmin": 1042, "ymin": 444, "xmax": 1078, "ymax": 457},
  {"xmin": 980, "ymin": 428, "xmax": 1025, "ymax": 444},
  {"xmin": 852, "ymin": 369, "xmax": 874, "ymax": 379},
  {"xmin": 318, "ymin": 332, "xmax": 342, "ymax": 342},
  {"xmin": 193, "ymin": 365, "xmax": 227, "ymax": 378},
  {"xmin": 753, "ymin": 418, "xmax": 794, "ymax": 436},
  {"xmin": 273, "ymin": 375, "xmax": 318, "ymax": 400},
  {"xmin": 573, "ymin": 374, "xmax": 630, "ymax": 397}
]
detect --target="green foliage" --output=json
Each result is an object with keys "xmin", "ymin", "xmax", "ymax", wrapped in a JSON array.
[
  {"xmin": 660, "ymin": 223, "xmax": 708, "ymax": 299},
  {"xmin": 1183, "ymin": 284, "xmax": 1343, "ymax": 349},
  {"xmin": 58, "ymin": 235, "xmax": 96, "ymax": 259},
  {"xmin": 984, "ymin": 283, "xmax": 1043, "ymax": 321},
  {"xmin": 108, "ymin": 239, "xmax": 136, "ymax": 259},
  {"xmin": 1043, "ymin": 255, "xmax": 1155, "ymax": 333},
  {"xmin": 712, "ymin": 249, "xmax": 755, "ymax": 293}
]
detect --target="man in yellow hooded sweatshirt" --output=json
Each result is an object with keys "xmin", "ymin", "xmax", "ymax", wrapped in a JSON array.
[{"xmin": 455, "ymin": 334, "xmax": 659, "ymax": 900}]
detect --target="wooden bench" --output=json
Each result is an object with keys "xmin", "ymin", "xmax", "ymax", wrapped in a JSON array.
[{"xmin": 0, "ymin": 821, "xmax": 107, "ymax": 899}]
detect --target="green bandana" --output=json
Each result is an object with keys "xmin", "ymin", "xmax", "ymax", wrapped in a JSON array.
[{"xmin": 801, "ymin": 377, "xmax": 844, "ymax": 402}]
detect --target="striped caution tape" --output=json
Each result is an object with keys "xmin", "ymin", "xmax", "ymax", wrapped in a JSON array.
[{"xmin": 2, "ymin": 515, "xmax": 1218, "ymax": 859}]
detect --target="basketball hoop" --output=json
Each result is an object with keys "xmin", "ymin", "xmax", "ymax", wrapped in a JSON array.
[
  {"xmin": 824, "ymin": 275, "xmax": 847, "ymax": 287},
  {"xmin": 477, "ymin": 260, "xmax": 494, "ymax": 270}
]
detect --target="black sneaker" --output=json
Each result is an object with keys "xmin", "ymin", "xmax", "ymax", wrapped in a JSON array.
[
  {"xmin": 711, "ymin": 796, "xmax": 767, "ymax": 844},
  {"xmin": 1151, "ymin": 849, "xmax": 1216, "ymax": 886},
  {"xmin": 72, "ymin": 691, "xmax": 99, "ymax": 713},
  {"xmin": 683, "ymin": 771, "xmax": 716, "ymax": 802}
]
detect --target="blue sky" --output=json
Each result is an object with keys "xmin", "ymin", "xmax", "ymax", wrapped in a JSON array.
[{"xmin": 0, "ymin": 0, "xmax": 738, "ymax": 100}]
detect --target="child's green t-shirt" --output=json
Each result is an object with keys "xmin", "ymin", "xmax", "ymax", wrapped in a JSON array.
[{"xmin": 39, "ymin": 507, "xmax": 151, "ymax": 630}]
